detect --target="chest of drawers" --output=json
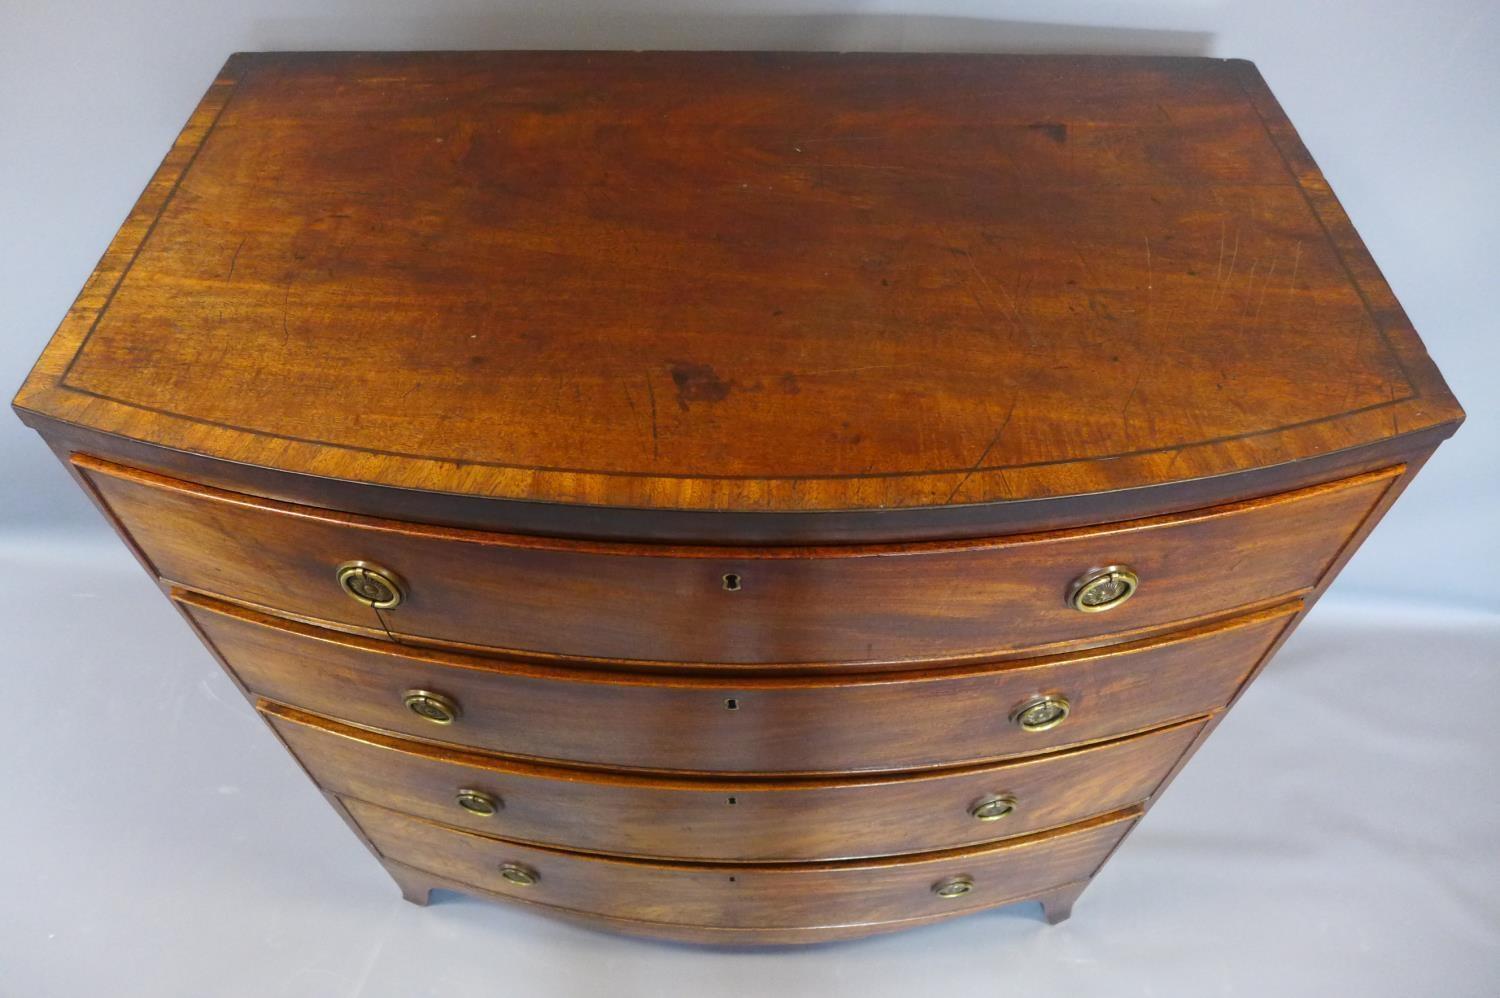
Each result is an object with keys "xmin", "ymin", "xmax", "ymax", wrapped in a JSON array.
[{"xmin": 14, "ymin": 51, "xmax": 1462, "ymax": 944}]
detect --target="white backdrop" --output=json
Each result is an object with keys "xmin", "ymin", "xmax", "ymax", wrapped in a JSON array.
[{"xmin": 1, "ymin": 3, "xmax": 1497, "ymax": 996}]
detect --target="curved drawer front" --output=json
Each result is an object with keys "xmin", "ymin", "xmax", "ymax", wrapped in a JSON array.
[
  {"xmin": 266, "ymin": 702, "xmax": 1201, "ymax": 861},
  {"xmin": 344, "ymin": 798, "xmax": 1138, "ymax": 930},
  {"xmin": 187, "ymin": 592, "xmax": 1291, "ymax": 773},
  {"xmin": 83, "ymin": 456, "xmax": 1393, "ymax": 666}
]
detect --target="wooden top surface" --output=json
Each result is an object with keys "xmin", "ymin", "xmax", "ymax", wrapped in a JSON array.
[{"xmin": 15, "ymin": 52, "xmax": 1462, "ymax": 515}]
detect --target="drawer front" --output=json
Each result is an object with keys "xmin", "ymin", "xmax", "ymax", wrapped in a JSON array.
[
  {"xmin": 83, "ymin": 456, "xmax": 1393, "ymax": 666},
  {"xmin": 267, "ymin": 702, "xmax": 1201, "ymax": 861},
  {"xmin": 188, "ymin": 592, "xmax": 1292, "ymax": 773},
  {"xmin": 345, "ymin": 798, "xmax": 1137, "ymax": 929}
]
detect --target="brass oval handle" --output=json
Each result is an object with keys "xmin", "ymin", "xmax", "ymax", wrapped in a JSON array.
[
  {"xmin": 456, "ymin": 788, "xmax": 502, "ymax": 817},
  {"xmin": 969, "ymin": 793, "xmax": 1018, "ymax": 821},
  {"xmin": 499, "ymin": 862, "xmax": 539, "ymax": 887},
  {"xmin": 402, "ymin": 689, "xmax": 460, "ymax": 725},
  {"xmin": 1012, "ymin": 694, "xmax": 1071, "ymax": 732},
  {"xmin": 337, "ymin": 561, "xmax": 405, "ymax": 609},
  {"xmin": 1068, "ymin": 565, "xmax": 1139, "ymax": 613},
  {"xmin": 932, "ymin": 875, "xmax": 974, "ymax": 899}
]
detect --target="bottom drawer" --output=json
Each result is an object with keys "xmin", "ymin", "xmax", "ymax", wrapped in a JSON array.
[{"xmin": 346, "ymin": 798, "xmax": 1138, "ymax": 932}]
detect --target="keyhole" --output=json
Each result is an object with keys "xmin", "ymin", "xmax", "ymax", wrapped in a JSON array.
[
  {"xmin": 722, "ymin": 573, "xmax": 742, "ymax": 591},
  {"xmin": 725, "ymin": 698, "xmax": 738, "ymax": 710}
]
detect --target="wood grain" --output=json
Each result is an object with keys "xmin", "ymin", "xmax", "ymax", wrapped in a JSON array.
[
  {"xmin": 266, "ymin": 701, "xmax": 1201, "ymax": 861},
  {"xmin": 21, "ymin": 409, "xmax": 1458, "ymax": 544},
  {"xmin": 14, "ymin": 53, "xmax": 1462, "ymax": 520},
  {"xmin": 9, "ymin": 52, "xmax": 1466, "ymax": 945},
  {"xmin": 84, "ymin": 455, "xmax": 1390, "ymax": 665},
  {"xmin": 346, "ymin": 797, "xmax": 1138, "ymax": 930},
  {"xmin": 381, "ymin": 859, "xmax": 1092, "ymax": 943},
  {"xmin": 186, "ymin": 590, "xmax": 1291, "ymax": 773}
]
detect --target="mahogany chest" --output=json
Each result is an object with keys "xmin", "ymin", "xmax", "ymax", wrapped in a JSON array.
[{"xmin": 13, "ymin": 51, "xmax": 1463, "ymax": 944}]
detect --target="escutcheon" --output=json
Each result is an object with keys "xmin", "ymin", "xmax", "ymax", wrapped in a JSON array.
[
  {"xmin": 402, "ymin": 689, "xmax": 460, "ymax": 725},
  {"xmin": 932, "ymin": 875, "xmax": 975, "ymax": 899},
  {"xmin": 499, "ymin": 863, "xmax": 539, "ymax": 887},
  {"xmin": 1012, "ymin": 695, "xmax": 1071, "ymax": 732},
  {"xmin": 1068, "ymin": 565, "xmax": 1139, "ymax": 613},
  {"xmin": 336, "ymin": 561, "xmax": 405, "ymax": 609},
  {"xmin": 456, "ymin": 788, "xmax": 502, "ymax": 817},
  {"xmin": 969, "ymin": 794, "xmax": 1018, "ymax": 821}
]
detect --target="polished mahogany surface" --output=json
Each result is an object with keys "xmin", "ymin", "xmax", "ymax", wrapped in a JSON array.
[
  {"xmin": 13, "ymin": 52, "xmax": 1461, "ymax": 522},
  {"xmin": 82, "ymin": 455, "xmax": 1386, "ymax": 665},
  {"xmin": 12, "ymin": 52, "xmax": 1464, "ymax": 945}
]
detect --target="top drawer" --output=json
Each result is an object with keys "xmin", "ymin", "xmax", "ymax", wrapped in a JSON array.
[{"xmin": 77, "ymin": 456, "xmax": 1396, "ymax": 667}]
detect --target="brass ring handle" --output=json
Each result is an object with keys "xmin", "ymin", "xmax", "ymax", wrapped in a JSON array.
[
  {"xmin": 1068, "ymin": 565, "xmax": 1139, "ymax": 613},
  {"xmin": 932, "ymin": 875, "xmax": 975, "ymax": 899},
  {"xmin": 337, "ymin": 561, "xmax": 405, "ymax": 609},
  {"xmin": 499, "ymin": 862, "xmax": 539, "ymax": 887},
  {"xmin": 402, "ymin": 689, "xmax": 460, "ymax": 725},
  {"xmin": 1012, "ymin": 694, "xmax": 1071, "ymax": 732},
  {"xmin": 456, "ymin": 788, "xmax": 502, "ymax": 817},
  {"xmin": 969, "ymin": 793, "xmax": 1018, "ymax": 821}
]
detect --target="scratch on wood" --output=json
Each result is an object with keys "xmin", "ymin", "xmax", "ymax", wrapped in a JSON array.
[
  {"xmin": 1143, "ymin": 235, "xmax": 1153, "ymax": 290},
  {"xmin": 952, "ymin": 232, "xmax": 1005, "ymax": 314},
  {"xmin": 1212, "ymin": 226, "xmax": 1240, "ymax": 309},
  {"xmin": 798, "ymin": 135, "xmax": 883, "ymax": 145},
  {"xmin": 1119, "ymin": 368, "xmax": 1147, "ymax": 439},
  {"xmin": 936, "ymin": 220, "xmax": 1027, "ymax": 343},
  {"xmin": 644, "ymin": 372, "xmax": 659, "ymax": 460},
  {"xmin": 1071, "ymin": 240, "xmax": 1099, "ymax": 283},
  {"xmin": 945, "ymin": 399, "xmax": 1017, "ymax": 504},
  {"xmin": 977, "ymin": 254, "xmax": 1034, "ymax": 348},
  {"xmin": 1252, "ymin": 257, "xmax": 1278, "ymax": 318},
  {"xmin": 966, "ymin": 252, "xmax": 1005, "ymax": 310},
  {"xmin": 226, "ymin": 236, "xmax": 247, "ymax": 282},
  {"xmin": 1215, "ymin": 219, "xmax": 1225, "ymax": 287},
  {"xmin": 800, "ymin": 364, "xmax": 906, "ymax": 376},
  {"xmin": 1240, "ymin": 258, "xmax": 1261, "ymax": 314},
  {"xmin": 1286, "ymin": 241, "xmax": 1303, "ymax": 298},
  {"xmin": 281, "ymin": 280, "xmax": 293, "ymax": 344}
]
